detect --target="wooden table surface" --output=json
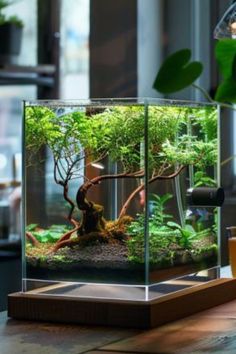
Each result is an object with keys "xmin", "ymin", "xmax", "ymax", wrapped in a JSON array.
[{"xmin": 2, "ymin": 297, "xmax": 236, "ymax": 354}]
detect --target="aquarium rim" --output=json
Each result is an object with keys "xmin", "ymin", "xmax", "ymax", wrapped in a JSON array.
[{"xmin": 23, "ymin": 97, "xmax": 218, "ymax": 109}]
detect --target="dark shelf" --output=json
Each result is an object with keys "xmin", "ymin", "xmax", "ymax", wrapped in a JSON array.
[
  {"xmin": 0, "ymin": 64, "xmax": 56, "ymax": 86},
  {"xmin": 0, "ymin": 239, "xmax": 21, "ymax": 260},
  {"xmin": 0, "ymin": 239, "xmax": 21, "ymax": 252}
]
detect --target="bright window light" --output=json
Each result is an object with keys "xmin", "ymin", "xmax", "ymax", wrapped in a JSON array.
[{"xmin": 0, "ymin": 153, "xmax": 7, "ymax": 169}]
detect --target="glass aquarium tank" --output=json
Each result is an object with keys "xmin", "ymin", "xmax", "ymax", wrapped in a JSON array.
[{"xmin": 22, "ymin": 98, "xmax": 222, "ymax": 301}]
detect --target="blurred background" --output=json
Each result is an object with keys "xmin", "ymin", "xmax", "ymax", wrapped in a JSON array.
[{"xmin": 0, "ymin": 0, "xmax": 234, "ymax": 310}]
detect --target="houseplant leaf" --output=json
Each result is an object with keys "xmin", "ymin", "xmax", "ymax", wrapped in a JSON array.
[
  {"xmin": 153, "ymin": 49, "xmax": 203, "ymax": 94},
  {"xmin": 233, "ymin": 54, "xmax": 236, "ymax": 81},
  {"xmin": 214, "ymin": 77, "xmax": 236, "ymax": 103},
  {"xmin": 215, "ymin": 39, "xmax": 236, "ymax": 79}
]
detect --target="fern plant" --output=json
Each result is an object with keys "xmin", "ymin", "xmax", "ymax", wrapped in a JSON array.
[
  {"xmin": 167, "ymin": 221, "xmax": 211, "ymax": 249},
  {"xmin": 127, "ymin": 192, "xmax": 215, "ymax": 263},
  {"xmin": 127, "ymin": 193, "xmax": 180, "ymax": 263},
  {"xmin": 149, "ymin": 193, "xmax": 173, "ymax": 227}
]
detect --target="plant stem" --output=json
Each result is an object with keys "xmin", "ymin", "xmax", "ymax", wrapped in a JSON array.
[
  {"xmin": 192, "ymin": 83, "xmax": 236, "ymax": 111},
  {"xmin": 221, "ymin": 154, "xmax": 236, "ymax": 166}
]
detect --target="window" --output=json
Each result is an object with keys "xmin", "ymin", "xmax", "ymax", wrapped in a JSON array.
[{"xmin": 60, "ymin": 0, "xmax": 89, "ymax": 99}]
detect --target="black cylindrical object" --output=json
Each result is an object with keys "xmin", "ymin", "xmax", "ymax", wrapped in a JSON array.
[{"xmin": 187, "ymin": 187, "xmax": 225, "ymax": 207}]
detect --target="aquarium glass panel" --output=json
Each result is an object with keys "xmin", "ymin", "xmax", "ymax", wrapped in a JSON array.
[
  {"xmin": 23, "ymin": 98, "xmax": 220, "ymax": 301},
  {"xmin": 146, "ymin": 102, "xmax": 220, "ymax": 294}
]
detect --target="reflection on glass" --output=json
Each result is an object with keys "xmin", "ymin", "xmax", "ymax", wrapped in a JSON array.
[{"xmin": 214, "ymin": 3, "xmax": 236, "ymax": 39}]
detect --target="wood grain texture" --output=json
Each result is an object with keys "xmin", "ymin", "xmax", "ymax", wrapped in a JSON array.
[
  {"xmin": 0, "ymin": 312, "xmax": 138, "ymax": 354},
  {"xmin": 85, "ymin": 352, "xmax": 133, "ymax": 354},
  {"xmin": 8, "ymin": 278, "xmax": 236, "ymax": 328},
  {"xmin": 101, "ymin": 303, "xmax": 236, "ymax": 353},
  {"xmin": 4, "ymin": 293, "xmax": 236, "ymax": 353}
]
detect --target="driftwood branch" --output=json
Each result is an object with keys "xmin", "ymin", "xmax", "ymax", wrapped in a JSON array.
[
  {"xmin": 118, "ymin": 165, "xmax": 186, "ymax": 219},
  {"xmin": 89, "ymin": 170, "xmax": 144, "ymax": 189},
  {"xmin": 52, "ymin": 219, "xmax": 80, "ymax": 252},
  {"xmin": 26, "ymin": 231, "xmax": 40, "ymax": 247},
  {"xmin": 76, "ymin": 170, "xmax": 145, "ymax": 211},
  {"xmin": 62, "ymin": 184, "xmax": 76, "ymax": 221}
]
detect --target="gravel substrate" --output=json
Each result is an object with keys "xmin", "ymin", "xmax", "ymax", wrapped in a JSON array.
[
  {"xmin": 27, "ymin": 243, "xmax": 130, "ymax": 270},
  {"xmin": 26, "ymin": 239, "xmax": 217, "ymax": 273}
]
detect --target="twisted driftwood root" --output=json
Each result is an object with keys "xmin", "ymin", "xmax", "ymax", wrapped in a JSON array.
[
  {"xmin": 52, "ymin": 231, "xmax": 109, "ymax": 253},
  {"xmin": 52, "ymin": 219, "xmax": 80, "ymax": 252},
  {"xmin": 26, "ymin": 231, "xmax": 40, "ymax": 247}
]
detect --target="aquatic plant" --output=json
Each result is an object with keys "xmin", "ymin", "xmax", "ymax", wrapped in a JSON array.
[
  {"xmin": 127, "ymin": 193, "xmax": 216, "ymax": 264},
  {"xmin": 26, "ymin": 224, "xmax": 70, "ymax": 244},
  {"xmin": 25, "ymin": 101, "xmax": 217, "ymax": 253}
]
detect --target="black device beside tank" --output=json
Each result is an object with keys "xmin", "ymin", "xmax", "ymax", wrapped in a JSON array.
[{"xmin": 187, "ymin": 187, "xmax": 225, "ymax": 207}]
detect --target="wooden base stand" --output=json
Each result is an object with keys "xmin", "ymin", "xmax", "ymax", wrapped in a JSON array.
[{"xmin": 8, "ymin": 278, "xmax": 236, "ymax": 328}]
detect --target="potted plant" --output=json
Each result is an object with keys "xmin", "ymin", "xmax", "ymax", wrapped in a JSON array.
[
  {"xmin": 0, "ymin": 0, "xmax": 24, "ymax": 65},
  {"xmin": 152, "ymin": 39, "xmax": 236, "ymax": 275},
  {"xmin": 153, "ymin": 39, "xmax": 236, "ymax": 104}
]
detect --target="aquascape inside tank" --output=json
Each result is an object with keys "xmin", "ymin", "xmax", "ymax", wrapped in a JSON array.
[{"xmin": 23, "ymin": 98, "xmax": 222, "ymax": 301}]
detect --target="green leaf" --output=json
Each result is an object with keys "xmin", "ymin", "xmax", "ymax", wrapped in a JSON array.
[
  {"xmin": 215, "ymin": 39, "xmax": 236, "ymax": 79},
  {"xmin": 167, "ymin": 221, "xmax": 182, "ymax": 230},
  {"xmin": 49, "ymin": 224, "xmax": 69, "ymax": 233},
  {"xmin": 233, "ymin": 55, "xmax": 236, "ymax": 81},
  {"xmin": 160, "ymin": 193, "xmax": 173, "ymax": 204},
  {"xmin": 214, "ymin": 77, "xmax": 236, "ymax": 103},
  {"xmin": 26, "ymin": 223, "xmax": 38, "ymax": 231},
  {"xmin": 153, "ymin": 49, "xmax": 203, "ymax": 94},
  {"xmin": 184, "ymin": 224, "xmax": 195, "ymax": 233},
  {"xmin": 48, "ymin": 232, "xmax": 62, "ymax": 241}
]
